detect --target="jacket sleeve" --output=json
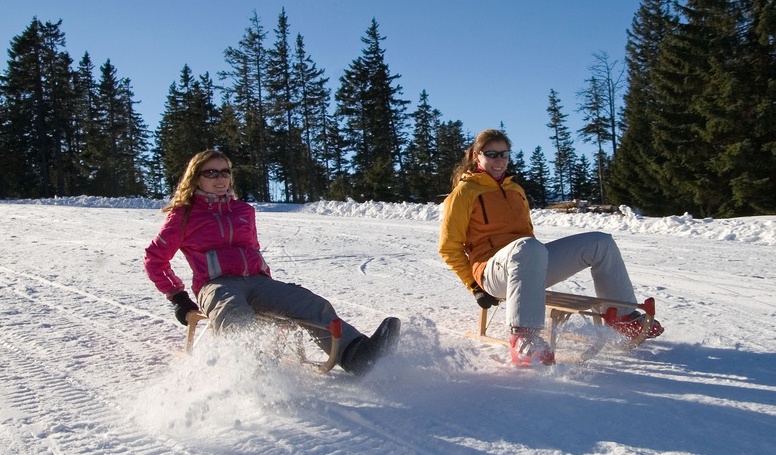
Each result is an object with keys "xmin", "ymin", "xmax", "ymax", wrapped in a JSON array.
[
  {"xmin": 143, "ymin": 210, "xmax": 186, "ymax": 298},
  {"xmin": 438, "ymin": 186, "xmax": 476, "ymax": 291}
]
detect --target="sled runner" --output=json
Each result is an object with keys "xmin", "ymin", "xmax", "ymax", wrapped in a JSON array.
[
  {"xmin": 465, "ymin": 290, "xmax": 658, "ymax": 361},
  {"xmin": 183, "ymin": 311, "xmax": 343, "ymax": 373}
]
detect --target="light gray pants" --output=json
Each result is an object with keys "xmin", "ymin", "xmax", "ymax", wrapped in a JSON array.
[
  {"xmin": 197, "ymin": 274, "xmax": 363, "ymax": 360},
  {"xmin": 481, "ymin": 232, "xmax": 636, "ymax": 329}
]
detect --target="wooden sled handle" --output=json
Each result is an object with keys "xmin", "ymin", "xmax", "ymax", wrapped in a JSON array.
[
  {"xmin": 184, "ymin": 311, "xmax": 208, "ymax": 354},
  {"xmin": 317, "ymin": 318, "xmax": 342, "ymax": 373}
]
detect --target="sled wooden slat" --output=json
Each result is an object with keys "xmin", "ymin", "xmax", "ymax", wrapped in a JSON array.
[
  {"xmin": 545, "ymin": 291, "xmax": 640, "ymax": 313},
  {"xmin": 464, "ymin": 290, "xmax": 656, "ymax": 358},
  {"xmin": 183, "ymin": 311, "xmax": 342, "ymax": 373}
]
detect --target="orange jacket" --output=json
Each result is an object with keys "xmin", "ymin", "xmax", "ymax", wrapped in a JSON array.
[{"xmin": 438, "ymin": 172, "xmax": 534, "ymax": 291}]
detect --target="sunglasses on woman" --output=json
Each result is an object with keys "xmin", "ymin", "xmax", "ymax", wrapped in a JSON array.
[
  {"xmin": 480, "ymin": 150, "xmax": 511, "ymax": 159},
  {"xmin": 199, "ymin": 168, "xmax": 232, "ymax": 179}
]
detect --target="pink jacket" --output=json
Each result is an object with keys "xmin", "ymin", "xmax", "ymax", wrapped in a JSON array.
[{"xmin": 144, "ymin": 191, "xmax": 271, "ymax": 299}]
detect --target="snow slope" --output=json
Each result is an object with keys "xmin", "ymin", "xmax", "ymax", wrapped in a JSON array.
[{"xmin": 1, "ymin": 197, "xmax": 774, "ymax": 454}]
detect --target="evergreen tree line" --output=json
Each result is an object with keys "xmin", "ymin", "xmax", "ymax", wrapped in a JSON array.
[
  {"xmin": 0, "ymin": 18, "xmax": 149, "ymax": 198},
  {"xmin": 0, "ymin": 12, "xmax": 618, "ymax": 206},
  {"xmin": 2, "ymin": 2, "xmax": 774, "ymax": 217}
]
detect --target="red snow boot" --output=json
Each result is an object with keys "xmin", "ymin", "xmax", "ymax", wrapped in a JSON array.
[
  {"xmin": 607, "ymin": 311, "xmax": 664, "ymax": 339},
  {"xmin": 509, "ymin": 328, "xmax": 555, "ymax": 367}
]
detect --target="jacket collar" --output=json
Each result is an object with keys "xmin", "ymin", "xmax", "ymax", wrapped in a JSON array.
[
  {"xmin": 461, "ymin": 171, "xmax": 514, "ymax": 187},
  {"xmin": 194, "ymin": 189, "xmax": 234, "ymax": 211}
]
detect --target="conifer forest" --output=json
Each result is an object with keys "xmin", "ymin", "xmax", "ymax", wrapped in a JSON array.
[{"xmin": 1, "ymin": 0, "xmax": 774, "ymax": 217}]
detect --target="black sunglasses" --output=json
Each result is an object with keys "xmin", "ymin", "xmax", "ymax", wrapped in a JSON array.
[
  {"xmin": 480, "ymin": 150, "xmax": 511, "ymax": 159},
  {"xmin": 199, "ymin": 168, "xmax": 232, "ymax": 179}
]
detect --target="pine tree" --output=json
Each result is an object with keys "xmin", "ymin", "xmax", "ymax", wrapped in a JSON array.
[
  {"xmin": 588, "ymin": 52, "xmax": 625, "ymax": 156},
  {"xmin": 0, "ymin": 18, "xmax": 150, "ymax": 198},
  {"xmin": 525, "ymin": 146, "xmax": 551, "ymax": 207},
  {"xmin": 266, "ymin": 8, "xmax": 304, "ymax": 202},
  {"xmin": 91, "ymin": 60, "xmax": 123, "ymax": 196},
  {"xmin": 614, "ymin": 0, "xmax": 775, "ymax": 216},
  {"xmin": 321, "ymin": 112, "xmax": 351, "ymax": 201},
  {"xmin": 86, "ymin": 61, "xmax": 149, "ymax": 196},
  {"xmin": 293, "ymin": 33, "xmax": 330, "ymax": 201},
  {"xmin": 0, "ymin": 83, "xmax": 14, "ymax": 197},
  {"xmin": 405, "ymin": 90, "xmax": 441, "ymax": 201},
  {"xmin": 336, "ymin": 19, "xmax": 409, "ymax": 201},
  {"xmin": 610, "ymin": 0, "xmax": 675, "ymax": 214},
  {"xmin": 0, "ymin": 18, "xmax": 72, "ymax": 197},
  {"xmin": 569, "ymin": 154, "xmax": 596, "ymax": 201},
  {"xmin": 70, "ymin": 52, "xmax": 100, "ymax": 194},
  {"xmin": 144, "ymin": 146, "xmax": 166, "ymax": 198},
  {"xmin": 546, "ymin": 89, "xmax": 576, "ymax": 201},
  {"xmin": 435, "ymin": 120, "xmax": 468, "ymax": 195},
  {"xmin": 117, "ymin": 78, "xmax": 150, "ymax": 196},
  {"xmin": 734, "ymin": 0, "xmax": 776, "ymax": 214},
  {"xmin": 156, "ymin": 65, "xmax": 219, "ymax": 192},
  {"xmin": 708, "ymin": 0, "xmax": 776, "ymax": 215},
  {"xmin": 219, "ymin": 10, "xmax": 271, "ymax": 201},
  {"xmin": 511, "ymin": 149, "xmax": 529, "ymax": 186},
  {"xmin": 577, "ymin": 75, "xmax": 611, "ymax": 203},
  {"xmin": 42, "ymin": 21, "xmax": 75, "ymax": 197},
  {"xmin": 650, "ymin": 0, "xmax": 728, "ymax": 216}
]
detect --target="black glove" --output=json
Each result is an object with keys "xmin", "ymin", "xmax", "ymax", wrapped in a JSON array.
[
  {"xmin": 471, "ymin": 283, "xmax": 499, "ymax": 309},
  {"xmin": 170, "ymin": 291, "xmax": 199, "ymax": 326}
]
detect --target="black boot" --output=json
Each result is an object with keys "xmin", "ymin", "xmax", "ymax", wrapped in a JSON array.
[{"xmin": 340, "ymin": 317, "xmax": 401, "ymax": 375}]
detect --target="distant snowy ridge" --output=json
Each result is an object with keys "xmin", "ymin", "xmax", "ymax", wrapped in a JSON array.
[{"xmin": 4, "ymin": 195, "xmax": 775, "ymax": 245}]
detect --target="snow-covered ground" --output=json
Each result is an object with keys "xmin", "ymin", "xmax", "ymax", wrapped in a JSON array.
[{"xmin": 1, "ymin": 197, "xmax": 774, "ymax": 454}]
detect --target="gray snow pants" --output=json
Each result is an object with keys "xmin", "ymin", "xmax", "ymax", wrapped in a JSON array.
[
  {"xmin": 197, "ymin": 274, "xmax": 363, "ymax": 361},
  {"xmin": 480, "ymin": 232, "xmax": 637, "ymax": 330}
]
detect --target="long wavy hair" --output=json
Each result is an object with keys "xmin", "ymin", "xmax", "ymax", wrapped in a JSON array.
[
  {"xmin": 450, "ymin": 129, "xmax": 512, "ymax": 189},
  {"xmin": 162, "ymin": 150, "xmax": 234, "ymax": 213}
]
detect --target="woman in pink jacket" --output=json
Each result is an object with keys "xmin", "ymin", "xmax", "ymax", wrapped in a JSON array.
[{"xmin": 144, "ymin": 150, "xmax": 400, "ymax": 375}]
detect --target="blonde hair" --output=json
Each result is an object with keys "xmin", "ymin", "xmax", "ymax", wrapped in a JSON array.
[
  {"xmin": 450, "ymin": 129, "xmax": 512, "ymax": 189},
  {"xmin": 162, "ymin": 150, "xmax": 234, "ymax": 213}
]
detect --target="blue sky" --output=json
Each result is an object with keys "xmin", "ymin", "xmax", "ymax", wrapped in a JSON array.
[{"xmin": 2, "ymin": 0, "xmax": 640, "ymax": 162}]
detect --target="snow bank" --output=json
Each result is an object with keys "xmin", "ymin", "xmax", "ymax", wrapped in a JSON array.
[
  {"xmin": 302, "ymin": 197, "xmax": 441, "ymax": 221},
  {"xmin": 4, "ymin": 196, "xmax": 775, "ymax": 246},
  {"xmin": 531, "ymin": 205, "xmax": 776, "ymax": 245}
]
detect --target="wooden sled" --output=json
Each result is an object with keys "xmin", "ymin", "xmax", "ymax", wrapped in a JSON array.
[
  {"xmin": 183, "ymin": 311, "xmax": 343, "ymax": 373},
  {"xmin": 464, "ymin": 290, "xmax": 657, "ymax": 361}
]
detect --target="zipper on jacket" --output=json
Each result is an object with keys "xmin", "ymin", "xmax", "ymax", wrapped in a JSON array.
[
  {"xmin": 477, "ymin": 195, "xmax": 490, "ymax": 224},
  {"xmin": 212, "ymin": 213, "xmax": 225, "ymax": 237},
  {"xmin": 239, "ymin": 249, "xmax": 249, "ymax": 276},
  {"xmin": 227, "ymin": 217, "xmax": 234, "ymax": 244}
]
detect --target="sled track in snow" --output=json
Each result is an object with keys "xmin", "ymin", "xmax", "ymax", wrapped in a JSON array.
[
  {"xmin": 0, "ymin": 331, "xmax": 187, "ymax": 454},
  {"xmin": 0, "ymin": 267, "xmax": 201, "ymax": 454}
]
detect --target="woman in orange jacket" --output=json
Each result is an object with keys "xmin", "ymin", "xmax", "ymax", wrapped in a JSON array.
[{"xmin": 438, "ymin": 129, "xmax": 663, "ymax": 366}]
